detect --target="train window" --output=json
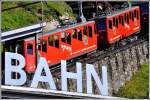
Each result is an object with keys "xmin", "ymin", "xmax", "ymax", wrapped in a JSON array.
[
  {"xmin": 72, "ymin": 29, "xmax": 77, "ymax": 39},
  {"xmin": 137, "ymin": 10, "xmax": 139, "ymax": 20},
  {"xmin": 78, "ymin": 29, "xmax": 82, "ymax": 41},
  {"xmin": 127, "ymin": 14, "xmax": 129, "ymax": 24},
  {"xmin": 134, "ymin": 10, "xmax": 136, "ymax": 18},
  {"xmin": 119, "ymin": 16, "xmax": 121, "ymax": 24},
  {"xmin": 122, "ymin": 16, "xmax": 124, "ymax": 26},
  {"xmin": 38, "ymin": 43, "xmax": 41, "ymax": 50},
  {"xmin": 42, "ymin": 40, "xmax": 47, "ymax": 52},
  {"xmin": 124, "ymin": 14, "xmax": 126, "ymax": 22},
  {"xmin": 116, "ymin": 18, "xmax": 118, "ymax": 28},
  {"xmin": 27, "ymin": 43, "xmax": 33, "ymax": 55},
  {"xmin": 129, "ymin": 11, "xmax": 132, "ymax": 19},
  {"xmin": 88, "ymin": 26, "xmax": 93, "ymax": 37},
  {"xmin": 83, "ymin": 26, "xmax": 88, "ymax": 35},
  {"xmin": 54, "ymin": 36, "xmax": 59, "ymax": 48},
  {"xmin": 94, "ymin": 24, "xmax": 97, "ymax": 34},
  {"xmin": 67, "ymin": 33, "xmax": 71, "ymax": 44},
  {"xmin": 113, "ymin": 18, "xmax": 115, "ymax": 26},
  {"xmin": 48, "ymin": 36, "xmax": 54, "ymax": 46},
  {"xmin": 132, "ymin": 11, "xmax": 134, "ymax": 21},
  {"xmin": 38, "ymin": 39, "xmax": 41, "ymax": 50},
  {"xmin": 109, "ymin": 20, "xmax": 112, "ymax": 29},
  {"xmin": 61, "ymin": 32, "xmax": 66, "ymax": 43}
]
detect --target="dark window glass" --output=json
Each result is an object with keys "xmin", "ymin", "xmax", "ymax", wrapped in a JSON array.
[
  {"xmin": 54, "ymin": 36, "xmax": 59, "ymax": 48},
  {"xmin": 38, "ymin": 43, "xmax": 41, "ymax": 50},
  {"xmin": 124, "ymin": 14, "xmax": 126, "ymax": 22},
  {"xmin": 132, "ymin": 11, "xmax": 134, "ymax": 21},
  {"xmin": 67, "ymin": 33, "xmax": 71, "ymax": 44},
  {"xmin": 137, "ymin": 10, "xmax": 139, "ymax": 20},
  {"xmin": 72, "ymin": 29, "xmax": 77, "ymax": 39},
  {"xmin": 127, "ymin": 14, "xmax": 129, "ymax": 24},
  {"xmin": 83, "ymin": 26, "xmax": 88, "ymax": 35},
  {"xmin": 119, "ymin": 16, "xmax": 121, "ymax": 24},
  {"xmin": 88, "ymin": 26, "xmax": 93, "ymax": 37},
  {"xmin": 42, "ymin": 40, "xmax": 47, "ymax": 52},
  {"xmin": 61, "ymin": 32, "xmax": 66, "ymax": 43},
  {"xmin": 122, "ymin": 16, "xmax": 124, "ymax": 26},
  {"xmin": 113, "ymin": 18, "xmax": 115, "ymax": 26},
  {"xmin": 116, "ymin": 18, "xmax": 118, "ymax": 28},
  {"xmin": 94, "ymin": 24, "xmax": 97, "ymax": 34},
  {"xmin": 27, "ymin": 43, "xmax": 33, "ymax": 55},
  {"xmin": 109, "ymin": 20, "xmax": 112, "ymax": 29},
  {"xmin": 134, "ymin": 10, "xmax": 136, "ymax": 18},
  {"xmin": 129, "ymin": 11, "xmax": 132, "ymax": 19},
  {"xmin": 48, "ymin": 36, "xmax": 54, "ymax": 46},
  {"xmin": 78, "ymin": 30, "xmax": 82, "ymax": 41}
]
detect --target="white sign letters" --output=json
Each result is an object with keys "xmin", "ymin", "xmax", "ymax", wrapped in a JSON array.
[{"xmin": 4, "ymin": 52, "xmax": 108, "ymax": 96}]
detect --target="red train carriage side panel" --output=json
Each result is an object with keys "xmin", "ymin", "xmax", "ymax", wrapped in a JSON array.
[
  {"xmin": 24, "ymin": 38, "xmax": 36, "ymax": 73},
  {"xmin": 70, "ymin": 21, "xmax": 97, "ymax": 58},
  {"xmin": 24, "ymin": 21, "xmax": 97, "ymax": 72},
  {"xmin": 37, "ymin": 32, "xmax": 61, "ymax": 66},
  {"xmin": 106, "ymin": 6, "xmax": 141, "ymax": 44}
]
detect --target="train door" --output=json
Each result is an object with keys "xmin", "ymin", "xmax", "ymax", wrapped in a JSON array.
[
  {"xmin": 95, "ymin": 17, "xmax": 107, "ymax": 48},
  {"xmin": 24, "ymin": 38, "xmax": 36, "ymax": 73},
  {"xmin": 60, "ymin": 30, "xmax": 72, "ymax": 60}
]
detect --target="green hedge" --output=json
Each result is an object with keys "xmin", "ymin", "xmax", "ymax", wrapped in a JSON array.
[{"xmin": 116, "ymin": 62, "xmax": 149, "ymax": 99}]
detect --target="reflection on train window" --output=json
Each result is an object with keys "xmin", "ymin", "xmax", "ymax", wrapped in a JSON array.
[
  {"xmin": 48, "ymin": 36, "xmax": 54, "ymax": 46},
  {"xmin": 42, "ymin": 40, "xmax": 47, "ymax": 52},
  {"xmin": 72, "ymin": 29, "xmax": 77, "ymax": 39},
  {"xmin": 83, "ymin": 26, "xmax": 88, "ymax": 35},
  {"xmin": 78, "ymin": 29, "xmax": 82, "ymax": 41},
  {"xmin": 54, "ymin": 36, "xmax": 59, "ymax": 48},
  {"xmin": 67, "ymin": 33, "xmax": 71, "ymax": 44},
  {"xmin": 88, "ymin": 26, "xmax": 92, "ymax": 37},
  {"xmin": 61, "ymin": 32, "xmax": 66, "ymax": 43},
  {"xmin": 27, "ymin": 43, "xmax": 33, "ymax": 55},
  {"xmin": 109, "ymin": 20, "xmax": 112, "ymax": 29}
]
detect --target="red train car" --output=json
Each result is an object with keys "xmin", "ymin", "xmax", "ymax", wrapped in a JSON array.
[
  {"xmin": 24, "ymin": 21, "xmax": 97, "ymax": 73},
  {"xmin": 94, "ymin": 6, "xmax": 140, "ymax": 47},
  {"xmin": 6, "ymin": 6, "xmax": 141, "ymax": 73}
]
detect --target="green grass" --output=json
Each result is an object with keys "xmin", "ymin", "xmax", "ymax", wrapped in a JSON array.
[
  {"xmin": 116, "ymin": 62, "xmax": 149, "ymax": 99},
  {"xmin": 2, "ymin": 1, "xmax": 75, "ymax": 32}
]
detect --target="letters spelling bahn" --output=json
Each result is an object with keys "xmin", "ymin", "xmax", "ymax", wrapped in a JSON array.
[{"xmin": 8, "ymin": 6, "xmax": 141, "ymax": 73}]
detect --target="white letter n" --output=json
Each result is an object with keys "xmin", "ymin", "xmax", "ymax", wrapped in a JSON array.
[{"xmin": 86, "ymin": 64, "xmax": 108, "ymax": 96}]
